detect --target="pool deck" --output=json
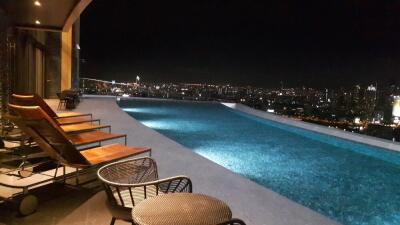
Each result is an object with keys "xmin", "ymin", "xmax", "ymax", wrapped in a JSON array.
[{"xmin": 0, "ymin": 96, "xmax": 340, "ymax": 225}]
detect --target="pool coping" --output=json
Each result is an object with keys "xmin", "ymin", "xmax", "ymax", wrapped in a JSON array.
[
  {"xmin": 222, "ymin": 102, "xmax": 400, "ymax": 153},
  {"xmin": 73, "ymin": 95, "xmax": 340, "ymax": 225}
]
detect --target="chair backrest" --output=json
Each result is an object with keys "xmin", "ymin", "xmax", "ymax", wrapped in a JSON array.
[
  {"xmin": 98, "ymin": 157, "xmax": 159, "ymax": 207},
  {"xmin": 8, "ymin": 103, "xmax": 89, "ymax": 167},
  {"xmin": 56, "ymin": 92, "xmax": 65, "ymax": 100},
  {"xmin": 98, "ymin": 157, "xmax": 192, "ymax": 223},
  {"xmin": 98, "ymin": 158, "xmax": 192, "ymax": 209},
  {"xmin": 11, "ymin": 93, "xmax": 58, "ymax": 118}
]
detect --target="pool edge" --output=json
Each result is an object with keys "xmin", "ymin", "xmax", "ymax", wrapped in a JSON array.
[{"xmin": 222, "ymin": 102, "xmax": 400, "ymax": 153}]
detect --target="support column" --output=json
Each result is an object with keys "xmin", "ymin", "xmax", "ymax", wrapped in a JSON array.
[
  {"xmin": 61, "ymin": 28, "xmax": 72, "ymax": 91},
  {"xmin": 72, "ymin": 19, "xmax": 80, "ymax": 89}
]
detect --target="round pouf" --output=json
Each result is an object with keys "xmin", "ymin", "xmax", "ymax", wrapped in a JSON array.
[{"xmin": 132, "ymin": 193, "xmax": 232, "ymax": 225}]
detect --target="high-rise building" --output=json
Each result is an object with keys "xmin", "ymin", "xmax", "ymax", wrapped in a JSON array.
[
  {"xmin": 392, "ymin": 96, "xmax": 400, "ymax": 118},
  {"xmin": 365, "ymin": 84, "xmax": 378, "ymax": 115}
]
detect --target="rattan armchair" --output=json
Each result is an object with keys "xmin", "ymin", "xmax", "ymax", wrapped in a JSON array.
[
  {"xmin": 218, "ymin": 218, "xmax": 247, "ymax": 225},
  {"xmin": 97, "ymin": 157, "xmax": 192, "ymax": 225}
]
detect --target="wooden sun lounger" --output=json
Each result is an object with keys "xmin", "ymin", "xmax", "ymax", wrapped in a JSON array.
[
  {"xmin": 8, "ymin": 104, "xmax": 151, "ymax": 169},
  {"xmin": 11, "ymin": 94, "xmax": 107, "ymax": 132},
  {"xmin": 11, "ymin": 94, "xmax": 96, "ymax": 125},
  {"xmin": 4, "ymin": 113, "xmax": 109, "ymax": 135},
  {"xmin": 7, "ymin": 112, "xmax": 125, "ymax": 148}
]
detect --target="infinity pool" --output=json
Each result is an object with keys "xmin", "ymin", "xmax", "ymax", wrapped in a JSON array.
[{"xmin": 120, "ymin": 99, "xmax": 400, "ymax": 225}]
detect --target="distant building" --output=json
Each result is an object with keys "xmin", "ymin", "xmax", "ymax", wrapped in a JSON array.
[
  {"xmin": 373, "ymin": 111, "xmax": 384, "ymax": 124},
  {"xmin": 392, "ymin": 96, "xmax": 400, "ymax": 123},
  {"xmin": 367, "ymin": 85, "xmax": 377, "ymax": 92}
]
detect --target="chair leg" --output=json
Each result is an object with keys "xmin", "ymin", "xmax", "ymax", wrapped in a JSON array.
[
  {"xmin": 62, "ymin": 100, "xmax": 66, "ymax": 109},
  {"xmin": 110, "ymin": 217, "xmax": 116, "ymax": 225}
]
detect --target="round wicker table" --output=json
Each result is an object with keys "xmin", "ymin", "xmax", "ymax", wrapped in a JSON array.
[{"xmin": 131, "ymin": 193, "xmax": 232, "ymax": 225}]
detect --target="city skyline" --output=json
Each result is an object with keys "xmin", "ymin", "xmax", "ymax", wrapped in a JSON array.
[
  {"xmin": 80, "ymin": 0, "xmax": 400, "ymax": 88},
  {"xmin": 80, "ymin": 75, "xmax": 386, "ymax": 90},
  {"xmin": 80, "ymin": 76, "xmax": 400, "ymax": 141}
]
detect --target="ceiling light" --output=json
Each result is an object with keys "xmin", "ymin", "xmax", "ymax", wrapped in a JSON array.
[
  {"xmin": 35, "ymin": 20, "xmax": 41, "ymax": 25},
  {"xmin": 34, "ymin": 1, "xmax": 41, "ymax": 6}
]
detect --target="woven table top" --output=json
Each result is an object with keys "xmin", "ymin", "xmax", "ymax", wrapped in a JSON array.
[{"xmin": 132, "ymin": 193, "xmax": 232, "ymax": 225}]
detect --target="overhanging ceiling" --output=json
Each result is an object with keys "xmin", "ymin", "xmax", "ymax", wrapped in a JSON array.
[{"xmin": 0, "ymin": 0, "xmax": 92, "ymax": 32}]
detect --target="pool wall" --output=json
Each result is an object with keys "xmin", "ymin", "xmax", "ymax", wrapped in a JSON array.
[{"xmin": 223, "ymin": 103, "xmax": 400, "ymax": 152}]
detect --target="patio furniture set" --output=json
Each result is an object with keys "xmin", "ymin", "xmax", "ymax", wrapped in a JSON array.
[
  {"xmin": 56, "ymin": 89, "xmax": 82, "ymax": 110},
  {"xmin": 0, "ymin": 93, "xmax": 246, "ymax": 224}
]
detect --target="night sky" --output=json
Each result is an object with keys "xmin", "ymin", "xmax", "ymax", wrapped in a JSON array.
[{"xmin": 80, "ymin": 0, "xmax": 400, "ymax": 88}]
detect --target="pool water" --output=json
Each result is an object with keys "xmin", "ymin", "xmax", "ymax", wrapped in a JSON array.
[{"xmin": 120, "ymin": 99, "xmax": 400, "ymax": 225}]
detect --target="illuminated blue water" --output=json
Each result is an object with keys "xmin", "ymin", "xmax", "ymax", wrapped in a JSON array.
[{"xmin": 120, "ymin": 99, "xmax": 400, "ymax": 225}]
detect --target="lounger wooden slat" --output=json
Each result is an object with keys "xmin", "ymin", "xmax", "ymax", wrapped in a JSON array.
[
  {"xmin": 8, "ymin": 107, "xmax": 125, "ymax": 147},
  {"xmin": 55, "ymin": 112, "xmax": 92, "ymax": 118},
  {"xmin": 68, "ymin": 131, "xmax": 126, "ymax": 146},
  {"xmin": 60, "ymin": 123, "xmax": 110, "ymax": 133},
  {"xmin": 81, "ymin": 144, "xmax": 150, "ymax": 165},
  {"xmin": 55, "ymin": 116, "xmax": 99, "ymax": 125},
  {"xmin": 8, "ymin": 104, "xmax": 151, "ymax": 168}
]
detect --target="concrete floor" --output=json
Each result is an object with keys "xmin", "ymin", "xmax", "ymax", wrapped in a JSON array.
[{"xmin": 0, "ymin": 96, "xmax": 340, "ymax": 225}]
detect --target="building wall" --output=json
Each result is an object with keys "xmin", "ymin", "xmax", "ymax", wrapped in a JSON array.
[
  {"xmin": 11, "ymin": 25, "xmax": 78, "ymax": 98},
  {"xmin": 14, "ymin": 30, "xmax": 46, "ymax": 95},
  {"xmin": 1, "ymin": 4, "xmax": 80, "ymax": 99},
  {"xmin": 0, "ymin": 8, "xmax": 8, "ymax": 32},
  {"xmin": 0, "ymin": 8, "xmax": 12, "ymax": 113},
  {"xmin": 12, "ymin": 29, "xmax": 60, "ymax": 97}
]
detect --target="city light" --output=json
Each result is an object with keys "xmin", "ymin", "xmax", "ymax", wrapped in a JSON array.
[
  {"xmin": 392, "ymin": 96, "xmax": 400, "ymax": 117},
  {"xmin": 367, "ymin": 85, "xmax": 376, "ymax": 91}
]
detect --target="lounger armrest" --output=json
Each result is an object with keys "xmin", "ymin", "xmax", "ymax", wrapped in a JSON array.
[
  {"xmin": 54, "ymin": 113, "xmax": 92, "ymax": 119},
  {"xmin": 217, "ymin": 219, "xmax": 247, "ymax": 225}
]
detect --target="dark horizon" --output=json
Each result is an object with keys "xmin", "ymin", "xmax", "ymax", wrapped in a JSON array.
[{"xmin": 80, "ymin": 0, "xmax": 400, "ymax": 88}]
